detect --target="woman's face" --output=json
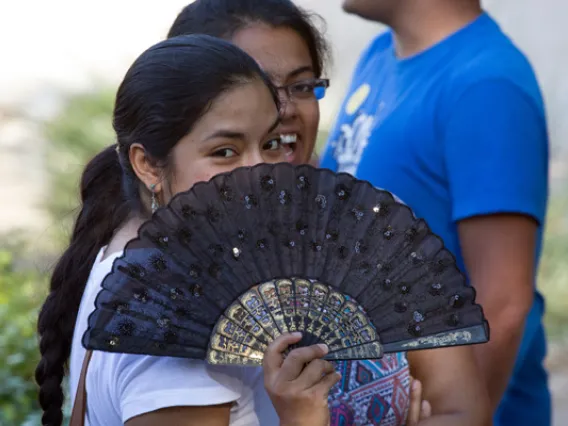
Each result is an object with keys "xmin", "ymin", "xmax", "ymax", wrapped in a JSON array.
[
  {"xmin": 159, "ymin": 79, "xmax": 283, "ymax": 203},
  {"xmin": 231, "ymin": 24, "xmax": 321, "ymax": 165}
]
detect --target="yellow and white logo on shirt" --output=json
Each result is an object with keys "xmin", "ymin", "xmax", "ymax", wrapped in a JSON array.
[{"xmin": 345, "ymin": 83, "xmax": 371, "ymax": 115}]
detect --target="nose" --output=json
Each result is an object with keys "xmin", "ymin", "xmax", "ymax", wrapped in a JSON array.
[
  {"xmin": 278, "ymin": 92, "xmax": 299, "ymax": 122},
  {"xmin": 241, "ymin": 149, "xmax": 265, "ymax": 168}
]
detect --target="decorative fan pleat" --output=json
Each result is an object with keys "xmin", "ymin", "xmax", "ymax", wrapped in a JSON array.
[{"xmin": 83, "ymin": 163, "xmax": 489, "ymax": 365}]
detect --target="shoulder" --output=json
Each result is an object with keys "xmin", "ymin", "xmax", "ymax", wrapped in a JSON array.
[
  {"xmin": 87, "ymin": 351, "xmax": 255, "ymax": 423},
  {"xmin": 353, "ymin": 30, "xmax": 393, "ymax": 73},
  {"xmin": 365, "ymin": 30, "xmax": 394, "ymax": 57},
  {"xmin": 91, "ymin": 350, "xmax": 246, "ymax": 393},
  {"xmin": 443, "ymin": 30, "xmax": 544, "ymax": 115}
]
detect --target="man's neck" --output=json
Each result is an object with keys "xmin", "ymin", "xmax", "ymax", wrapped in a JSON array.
[{"xmin": 390, "ymin": 2, "xmax": 483, "ymax": 58}]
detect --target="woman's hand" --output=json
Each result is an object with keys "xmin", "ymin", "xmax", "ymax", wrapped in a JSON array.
[
  {"xmin": 263, "ymin": 332, "xmax": 341, "ymax": 426},
  {"xmin": 407, "ymin": 377, "xmax": 432, "ymax": 426}
]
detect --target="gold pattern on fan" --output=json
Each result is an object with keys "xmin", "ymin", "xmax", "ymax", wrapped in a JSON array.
[
  {"xmin": 306, "ymin": 282, "xmax": 330, "ymax": 338},
  {"xmin": 315, "ymin": 291, "xmax": 378, "ymax": 352},
  {"xmin": 400, "ymin": 331, "xmax": 473, "ymax": 348},
  {"xmin": 240, "ymin": 287, "xmax": 281, "ymax": 339},
  {"xmin": 212, "ymin": 317, "xmax": 269, "ymax": 352},
  {"xmin": 324, "ymin": 340, "xmax": 384, "ymax": 360},
  {"xmin": 224, "ymin": 303, "xmax": 268, "ymax": 341},
  {"xmin": 275, "ymin": 279, "xmax": 296, "ymax": 332},
  {"xmin": 294, "ymin": 279, "xmax": 312, "ymax": 331},
  {"xmin": 306, "ymin": 290, "xmax": 341, "ymax": 347},
  {"xmin": 206, "ymin": 278, "xmax": 383, "ymax": 366},
  {"xmin": 207, "ymin": 350, "xmax": 262, "ymax": 366},
  {"xmin": 209, "ymin": 334, "xmax": 265, "ymax": 359},
  {"xmin": 258, "ymin": 281, "xmax": 288, "ymax": 333}
]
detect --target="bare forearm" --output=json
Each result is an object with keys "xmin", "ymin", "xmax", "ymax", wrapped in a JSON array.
[{"xmin": 474, "ymin": 314, "xmax": 526, "ymax": 411}]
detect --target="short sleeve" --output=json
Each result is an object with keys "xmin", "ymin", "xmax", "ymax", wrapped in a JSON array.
[
  {"xmin": 443, "ymin": 79, "xmax": 548, "ymax": 224},
  {"xmin": 115, "ymin": 354, "xmax": 244, "ymax": 423}
]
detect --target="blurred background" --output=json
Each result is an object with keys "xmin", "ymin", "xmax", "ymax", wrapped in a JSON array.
[{"xmin": 1, "ymin": 0, "xmax": 567, "ymax": 424}]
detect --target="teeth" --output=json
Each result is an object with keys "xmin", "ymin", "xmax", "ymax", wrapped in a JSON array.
[{"xmin": 280, "ymin": 133, "xmax": 298, "ymax": 144}]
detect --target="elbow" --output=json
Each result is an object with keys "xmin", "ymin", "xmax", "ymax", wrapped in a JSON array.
[{"xmin": 482, "ymin": 287, "xmax": 533, "ymax": 335}]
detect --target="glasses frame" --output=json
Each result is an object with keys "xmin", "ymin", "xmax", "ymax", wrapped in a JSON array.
[{"xmin": 275, "ymin": 78, "xmax": 330, "ymax": 101}]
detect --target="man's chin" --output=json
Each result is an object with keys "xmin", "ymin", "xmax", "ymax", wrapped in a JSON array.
[
  {"xmin": 341, "ymin": 0, "xmax": 385, "ymax": 23},
  {"xmin": 342, "ymin": 0, "xmax": 356, "ymax": 14}
]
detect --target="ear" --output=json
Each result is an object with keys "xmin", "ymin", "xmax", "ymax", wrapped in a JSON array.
[{"xmin": 129, "ymin": 143, "xmax": 163, "ymax": 193}]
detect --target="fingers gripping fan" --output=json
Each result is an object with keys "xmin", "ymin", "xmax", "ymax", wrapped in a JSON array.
[{"xmin": 83, "ymin": 163, "xmax": 489, "ymax": 365}]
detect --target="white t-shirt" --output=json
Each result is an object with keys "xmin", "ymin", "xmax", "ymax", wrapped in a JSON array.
[{"xmin": 69, "ymin": 248, "xmax": 279, "ymax": 426}]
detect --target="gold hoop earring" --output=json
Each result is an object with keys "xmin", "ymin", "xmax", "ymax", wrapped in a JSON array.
[{"xmin": 150, "ymin": 184, "xmax": 159, "ymax": 213}]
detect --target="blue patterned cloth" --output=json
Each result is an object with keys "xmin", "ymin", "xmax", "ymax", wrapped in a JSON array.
[{"xmin": 328, "ymin": 354, "xmax": 410, "ymax": 426}]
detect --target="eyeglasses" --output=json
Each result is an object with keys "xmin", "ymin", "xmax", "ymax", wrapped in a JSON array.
[{"xmin": 275, "ymin": 78, "xmax": 330, "ymax": 101}]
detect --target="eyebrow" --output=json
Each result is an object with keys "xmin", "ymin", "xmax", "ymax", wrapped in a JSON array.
[
  {"xmin": 205, "ymin": 115, "xmax": 281, "ymax": 141},
  {"xmin": 268, "ymin": 65, "xmax": 314, "ymax": 83},
  {"xmin": 287, "ymin": 65, "xmax": 314, "ymax": 80}
]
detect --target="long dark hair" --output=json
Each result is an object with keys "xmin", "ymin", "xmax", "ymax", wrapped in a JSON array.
[
  {"xmin": 35, "ymin": 34, "xmax": 278, "ymax": 426},
  {"xmin": 168, "ymin": 0, "xmax": 330, "ymax": 77}
]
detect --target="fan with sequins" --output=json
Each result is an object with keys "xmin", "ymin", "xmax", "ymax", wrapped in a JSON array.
[{"xmin": 83, "ymin": 163, "xmax": 489, "ymax": 365}]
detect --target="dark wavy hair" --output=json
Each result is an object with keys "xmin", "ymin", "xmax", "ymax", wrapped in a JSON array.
[
  {"xmin": 34, "ymin": 34, "xmax": 278, "ymax": 426},
  {"xmin": 168, "ymin": 0, "xmax": 330, "ymax": 77}
]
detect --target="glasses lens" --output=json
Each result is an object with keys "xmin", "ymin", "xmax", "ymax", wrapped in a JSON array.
[{"xmin": 288, "ymin": 80, "xmax": 328, "ymax": 100}]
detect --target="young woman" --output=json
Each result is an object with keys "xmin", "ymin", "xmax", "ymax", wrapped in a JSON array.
[
  {"xmin": 36, "ymin": 34, "xmax": 340, "ymax": 426},
  {"xmin": 167, "ymin": 1, "xmax": 490, "ymax": 426}
]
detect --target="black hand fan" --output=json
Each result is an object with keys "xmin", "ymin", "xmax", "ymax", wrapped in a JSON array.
[{"xmin": 83, "ymin": 163, "xmax": 489, "ymax": 366}]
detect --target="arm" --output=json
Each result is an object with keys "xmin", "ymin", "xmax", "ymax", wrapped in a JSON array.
[
  {"xmin": 458, "ymin": 215, "xmax": 536, "ymax": 411},
  {"xmin": 112, "ymin": 354, "xmax": 243, "ymax": 426},
  {"xmin": 126, "ymin": 404, "xmax": 231, "ymax": 426},
  {"xmin": 443, "ymin": 79, "xmax": 548, "ymax": 410},
  {"xmin": 120, "ymin": 334, "xmax": 338, "ymax": 426},
  {"xmin": 408, "ymin": 347, "xmax": 492, "ymax": 426}
]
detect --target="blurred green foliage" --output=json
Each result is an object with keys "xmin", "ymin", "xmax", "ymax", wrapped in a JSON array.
[
  {"xmin": 0, "ymin": 248, "xmax": 45, "ymax": 425},
  {"xmin": 0, "ymin": 89, "xmax": 113, "ymax": 425},
  {"xmin": 537, "ymin": 194, "xmax": 568, "ymax": 338},
  {"xmin": 44, "ymin": 89, "xmax": 115, "ymax": 246}
]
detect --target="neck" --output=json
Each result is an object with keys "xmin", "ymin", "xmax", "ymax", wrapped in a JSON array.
[
  {"xmin": 390, "ymin": 2, "xmax": 483, "ymax": 58},
  {"xmin": 102, "ymin": 215, "xmax": 146, "ymax": 260}
]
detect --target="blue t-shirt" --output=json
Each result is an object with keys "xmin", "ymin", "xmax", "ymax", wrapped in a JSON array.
[{"xmin": 321, "ymin": 12, "xmax": 550, "ymax": 426}]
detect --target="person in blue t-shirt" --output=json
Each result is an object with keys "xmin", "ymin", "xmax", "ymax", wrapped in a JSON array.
[{"xmin": 321, "ymin": 1, "xmax": 550, "ymax": 425}]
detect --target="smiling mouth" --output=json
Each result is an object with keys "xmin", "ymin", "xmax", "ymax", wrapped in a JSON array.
[{"xmin": 281, "ymin": 133, "xmax": 299, "ymax": 161}]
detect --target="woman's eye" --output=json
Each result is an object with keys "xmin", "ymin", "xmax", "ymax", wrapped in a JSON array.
[
  {"xmin": 292, "ymin": 83, "xmax": 314, "ymax": 93},
  {"xmin": 263, "ymin": 138, "xmax": 282, "ymax": 151},
  {"xmin": 212, "ymin": 148, "xmax": 237, "ymax": 158}
]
